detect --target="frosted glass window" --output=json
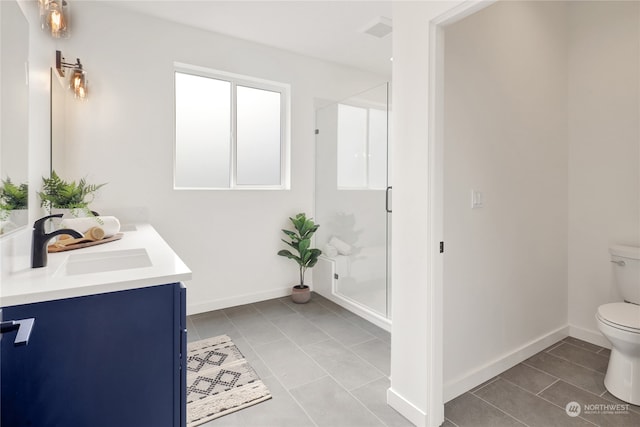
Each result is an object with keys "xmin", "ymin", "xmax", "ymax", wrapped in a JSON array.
[
  {"xmin": 337, "ymin": 104, "xmax": 367, "ymax": 188},
  {"xmin": 236, "ymin": 86, "xmax": 281, "ymax": 185},
  {"xmin": 175, "ymin": 73, "xmax": 231, "ymax": 188},
  {"xmin": 336, "ymin": 104, "xmax": 388, "ymax": 190},
  {"xmin": 174, "ymin": 66, "xmax": 289, "ymax": 189},
  {"xmin": 368, "ymin": 108, "xmax": 387, "ymax": 190}
]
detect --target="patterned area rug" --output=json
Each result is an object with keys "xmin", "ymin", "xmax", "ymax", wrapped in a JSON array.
[{"xmin": 186, "ymin": 334, "xmax": 271, "ymax": 427}]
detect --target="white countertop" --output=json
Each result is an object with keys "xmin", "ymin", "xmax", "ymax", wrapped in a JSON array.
[{"xmin": 0, "ymin": 223, "xmax": 192, "ymax": 307}]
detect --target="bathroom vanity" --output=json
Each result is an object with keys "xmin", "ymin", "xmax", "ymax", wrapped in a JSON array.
[{"xmin": 0, "ymin": 224, "xmax": 191, "ymax": 427}]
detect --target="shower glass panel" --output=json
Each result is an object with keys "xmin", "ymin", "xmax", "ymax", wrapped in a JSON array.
[{"xmin": 315, "ymin": 82, "xmax": 391, "ymax": 319}]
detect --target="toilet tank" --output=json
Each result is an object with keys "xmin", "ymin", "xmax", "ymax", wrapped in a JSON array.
[{"xmin": 609, "ymin": 245, "xmax": 640, "ymax": 304}]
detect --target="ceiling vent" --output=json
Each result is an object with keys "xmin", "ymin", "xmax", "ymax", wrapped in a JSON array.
[{"xmin": 361, "ymin": 16, "xmax": 392, "ymax": 38}]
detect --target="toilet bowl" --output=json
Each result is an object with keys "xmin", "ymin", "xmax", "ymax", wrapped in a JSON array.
[
  {"xmin": 596, "ymin": 245, "xmax": 640, "ymax": 406},
  {"xmin": 596, "ymin": 303, "xmax": 640, "ymax": 405}
]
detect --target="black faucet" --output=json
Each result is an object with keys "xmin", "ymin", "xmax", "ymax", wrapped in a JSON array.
[{"xmin": 31, "ymin": 214, "xmax": 83, "ymax": 268}]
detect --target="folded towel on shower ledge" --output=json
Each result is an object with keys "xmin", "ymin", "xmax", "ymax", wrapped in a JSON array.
[
  {"xmin": 329, "ymin": 236, "xmax": 352, "ymax": 255},
  {"xmin": 60, "ymin": 216, "xmax": 121, "ymax": 238},
  {"xmin": 323, "ymin": 243, "xmax": 338, "ymax": 258}
]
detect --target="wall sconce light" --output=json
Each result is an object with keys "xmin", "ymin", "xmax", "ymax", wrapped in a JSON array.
[
  {"xmin": 56, "ymin": 50, "xmax": 87, "ymax": 100},
  {"xmin": 39, "ymin": 0, "xmax": 69, "ymax": 38}
]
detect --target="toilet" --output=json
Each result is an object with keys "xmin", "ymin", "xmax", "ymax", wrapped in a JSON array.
[{"xmin": 596, "ymin": 245, "xmax": 640, "ymax": 405}]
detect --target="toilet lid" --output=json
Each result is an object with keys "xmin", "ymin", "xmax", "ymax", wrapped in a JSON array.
[{"xmin": 598, "ymin": 303, "xmax": 640, "ymax": 331}]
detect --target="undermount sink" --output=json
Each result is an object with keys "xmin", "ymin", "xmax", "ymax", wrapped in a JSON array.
[{"xmin": 55, "ymin": 248, "xmax": 152, "ymax": 277}]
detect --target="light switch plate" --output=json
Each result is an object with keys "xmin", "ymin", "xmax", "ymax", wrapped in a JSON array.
[{"xmin": 471, "ymin": 189, "xmax": 483, "ymax": 209}]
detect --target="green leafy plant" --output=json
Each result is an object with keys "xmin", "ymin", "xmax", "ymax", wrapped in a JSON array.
[
  {"xmin": 39, "ymin": 170, "xmax": 106, "ymax": 213},
  {"xmin": 0, "ymin": 178, "xmax": 28, "ymax": 211},
  {"xmin": 277, "ymin": 213, "xmax": 322, "ymax": 288}
]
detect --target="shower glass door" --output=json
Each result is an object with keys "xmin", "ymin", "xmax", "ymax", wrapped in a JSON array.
[{"xmin": 315, "ymin": 82, "xmax": 391, "ymax": 318}]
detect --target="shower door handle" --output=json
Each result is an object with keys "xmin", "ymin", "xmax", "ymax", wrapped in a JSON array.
[{"xmin": 386, "ymin": 186, "xmax": 392, "ymax": 213}]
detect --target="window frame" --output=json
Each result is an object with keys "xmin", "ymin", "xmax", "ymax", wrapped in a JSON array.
[{"xmin": 173, "ymin": 62, "xmax": 291, "ymax": 190}]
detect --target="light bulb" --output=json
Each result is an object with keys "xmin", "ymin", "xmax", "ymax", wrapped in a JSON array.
[
  {"xmin": 70, "ymin": 69, "xmax": 87, "ymax": 100},
  {"xmin": 43, "ymin": 0, "xmax": 68, "ymax": 38}
]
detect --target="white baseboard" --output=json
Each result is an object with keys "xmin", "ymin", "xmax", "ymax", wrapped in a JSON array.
[
  {"xmin": 186, "ymin": 286, "xmax": 293, "ymax": 315},
  {"xmin": 387, "ymin": 387, "xmax": 428, "ymax": 427},
  {"xmin": 568, "ymin": 324, "xmax": 611, "ymax": 349},
  {"xmin": 443, "ymin": 325, "xmax": 570, "ymax": 402}
]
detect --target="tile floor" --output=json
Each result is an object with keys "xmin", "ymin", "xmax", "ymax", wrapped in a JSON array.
[
  {"xmin": 445, "ymin": 337, "xmax": 640, "ymax": 427},
  {"xmin": 187, "ymin": 293, "xmax": 412, "ymax": 427},
  {"xmin": 188, "ymin": 294, "xmax": 640, "ymax": 427}
]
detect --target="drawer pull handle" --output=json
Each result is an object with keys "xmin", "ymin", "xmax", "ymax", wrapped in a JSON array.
[{"xmin": 0, "ymin": 318, "xmax": 35, "ymax": 346}]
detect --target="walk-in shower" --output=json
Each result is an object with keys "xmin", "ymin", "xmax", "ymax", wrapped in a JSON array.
[{"xmin": 312, "ymin": 82, "xmax": 391, "ymax": 330}]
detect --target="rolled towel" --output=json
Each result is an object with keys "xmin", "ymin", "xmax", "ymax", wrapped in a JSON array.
[
  {"xmin": 60, "ymin": 216, "xmax": 121, "ymax": 238},
  {"xmin": 329, "ymin": 236, "xmax": 352, "ymax": 256},
  {"xmin": 323, "ymin": 243, "xmax": 338, "ymax": 258}
]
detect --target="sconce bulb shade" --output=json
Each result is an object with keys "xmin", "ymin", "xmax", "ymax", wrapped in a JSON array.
[
  {"xmin": 41, "ymin": 0, "xmax": 69, "ymax": 38},
  {"xmin": 70, "ymin": 68, "xmax": 88, "ymax": 100},
  {"xmin": 56, "ymin": 51, "xmax": 87, "ymax": 100}
]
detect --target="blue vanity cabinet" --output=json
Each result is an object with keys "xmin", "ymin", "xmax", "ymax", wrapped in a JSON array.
[{"xmin": 1, "ymin": 282, "xmax": 186, "ymax": 427}]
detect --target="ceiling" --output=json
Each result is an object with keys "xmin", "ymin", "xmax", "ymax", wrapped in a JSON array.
[{"xmin": 104, "ymin": 0, "xmax": 393, "ymax": 76}]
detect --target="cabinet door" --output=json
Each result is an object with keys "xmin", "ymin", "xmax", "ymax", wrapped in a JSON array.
[{"xmin": 1, "ymin": 283, "xmax": 185, "ymax": 427}]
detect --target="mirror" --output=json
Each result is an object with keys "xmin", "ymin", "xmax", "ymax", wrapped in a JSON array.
[{"xmin": 0, "ymin": 0, "xmax": 29, "ymax": 236}]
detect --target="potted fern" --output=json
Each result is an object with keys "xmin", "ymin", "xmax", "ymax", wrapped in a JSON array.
[
  {"xmin": 39, "ymin": 171, "xmax": 106, "ymax": 218},
  {"xmin": 277, "ymin": 213, "xmax": 322, "ymax": 304},
  {"xmin": 0, "ymin": 178, "xmax": 28, "ymax": 232}
]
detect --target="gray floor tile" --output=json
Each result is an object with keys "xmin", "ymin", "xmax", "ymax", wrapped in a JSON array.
[
  {"xmin": 290, "ymin": 376, "xmax": 385, "ymax": 427},
  {"xmin": 220, "ymin": 305, "xmax": 288, "ymax": 346},
  {"xmin": 549, "ymin": 342, "xmax": 609, "ymax": 374},
  {"xmin": 284, "ymin": 297, "xmax": 335, "ymax": 318},
  {"xmin": 236, "ymin": 319, "xmax": 287, "ymax": 346},
  {"xmin": 445, "ymin": 392, "xmax": 525, "ymax": 427},
  {"xmin": 252, "ymin": 299, "xmax": 297, "ymax": 319},
  {"xmin": 314, "ymin": 294, "xmax": 359, "ymax": 318},
  {"xmin": 312, "ymin": 312, "xmax": 376, "ymax": 346},
  {"xmin": 229, "ymin": 335, "xmax": 274, "ymax": 380},
  {"xmin": 346, "ymin": 314, "xmax": 392, "ymax": 343},
  {"xmin": 525, "ymin": 351, "xmax": 607, "ymax": 395},
  {"xmin": 223, "ymin": 304, "xmax": 264, "ymax": 329},
  {"xmin": 441, "ymin": 419, "xmax": 458, "ymax": 427},
  {"xmin": 539, "ymin": 380, "xmax": 640, "ymax": 427},
  {"xmin": 302, "ymin": 338, "xmax": 385, "ymax": 390},
  {"xmin": 189, "ymin": 312, "xmax": 243, "ymax": 341},
  {"xmin": 235, "ymin": 375, "xmax": 315, "ymax": 427},
  {"xmin": 563, "ymin": 336, "xmax": 605, "ymax": 354},
  {"xmin": 191, "ymin": 302, "xmax": 625, "ymax": 427},
  {"xmin": 474, "ymin": 378, "xmax": 594, "ymax": 426},
  {"xmin": 350, "ymin": 338, "xmax": 391, "ymax": 376},
  {"xmin": 252, "ymin": 338, "xmax": 327, "ymax": 389},
  {"xmin": 270, "ymin": 312, "xmax": 331, "ymax": 346},
  {"xmin": 190, "ymin": 309, "xmax": 229, "ymax": 323},
  {"xmin": 351, "ymin": 377, "xmax": 414, "ymax": 427},
  {"xmin": 499, "ymin": 363, "xmax": 558, "ymax": 394}
]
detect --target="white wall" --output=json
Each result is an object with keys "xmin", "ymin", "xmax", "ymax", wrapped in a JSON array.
[
  {"xmin": 52, "ymin": 1, "xmax": 387, "ymax": 313},
  {"xmin": 443, "ymin": 0, "xmax": 569, "ymax": 400},
  {"xmin": 389, "ymin": 1, "xmax": 466, "ymax": 426},
  {"xmin": 567, "ymin": 1, "xmax": 640, "ymax": 345}
]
